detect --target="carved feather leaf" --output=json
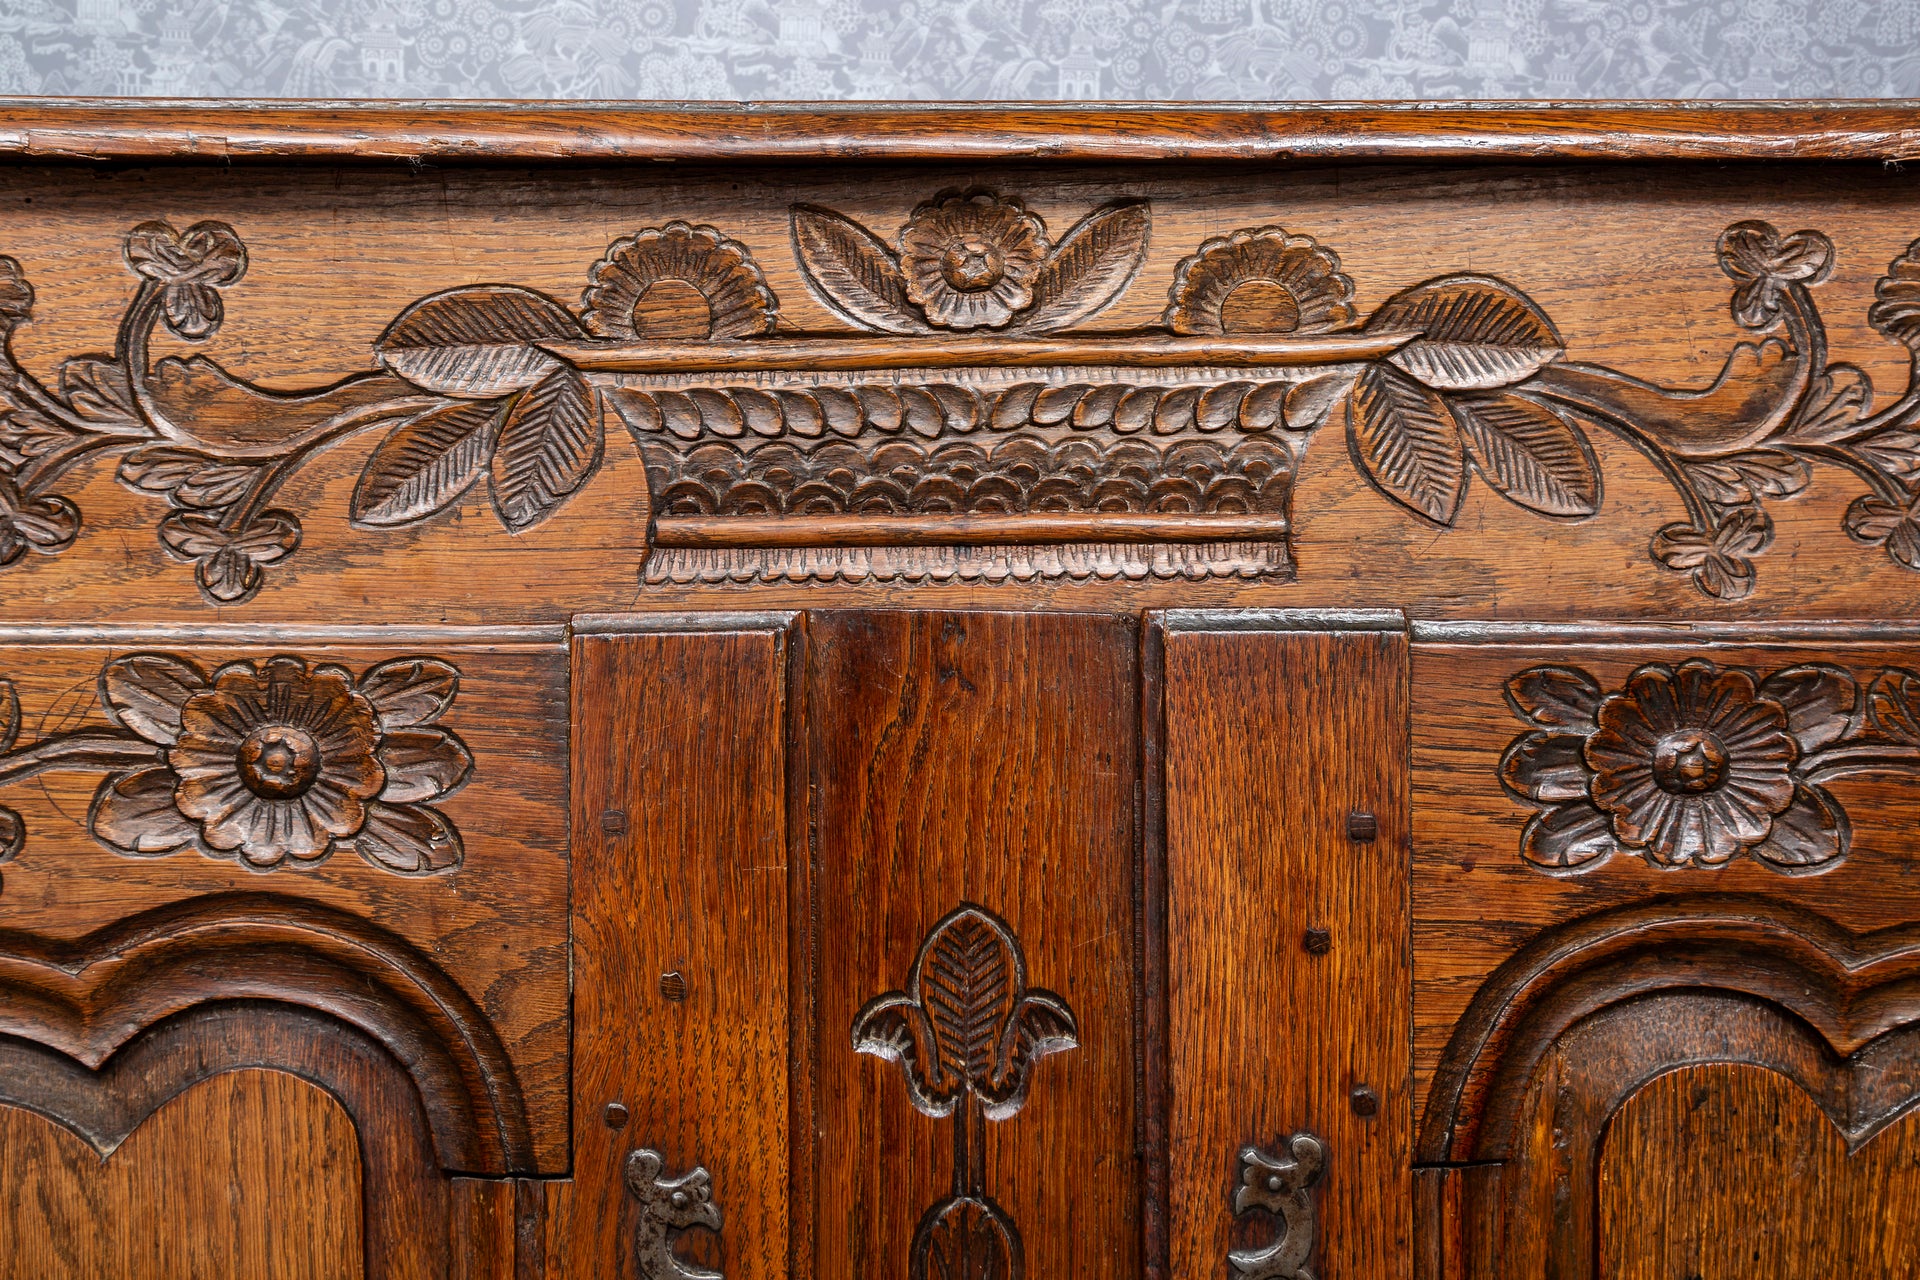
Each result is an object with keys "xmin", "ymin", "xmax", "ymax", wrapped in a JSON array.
[
  {"xmin": 489, "ymin": 367, "xmax": 602, "ymax": 533},
  {"xmin": 58, "ymin": 356, "xmax": 142, "ymax": 430},
  {"xmin": 1451, "ymin": 391, "xmax": 1600, "ymax": 517},
  {"xmin": 918, "ymin": 908, "xmax": 1020, "ymax": 1096},
  {"xmin": 791, "ymin": 204, "xmax": 930, "ymax": 336},
  {"xmin": 1368, "ymin": 275, "xmax": 1565, "ymax": 390},
  {"xmin": 1015, "ymin": 200, "xmax": 1151, "ymax": 334},
  {"xmin": 348, "ymin": 801, "xmax": 463, "ymax": 874},
  {"xmin": 1346, "ymin": 362, "xmax": 1467, "ymax": 525},
  {"xmin": 351, "ymin": 399, "xmax": 506, "ymax": 528},
  {"xmin": 376, "ymin": 285, "xmax": 584, "ymax": 398}
]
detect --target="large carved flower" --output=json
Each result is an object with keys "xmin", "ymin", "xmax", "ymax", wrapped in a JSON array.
[
  {"xmin": 90, "ymin": 653, "xmax": 471, "ymax": 872},
  {"xmin": 1585, "ymin": 662, "xmax": 1798, "ymax": 866},
  {"xmin": 123, "ymin": 220, "xmax": 248, "ymax": 340},
  {"xmin": 1501, "ymin": 659, "xmax": 1856, "ymax": 873},
  {"xmin": 581, "ymin": 222, "xmax": 776, "ymax": 340},
  {"xmin": 1164, "ymin": 227, "xmax": 1355, "ymax": 336},
  {"xmin": 898, "ymin": 193, "xmax": 1048, "ymax": 330}
]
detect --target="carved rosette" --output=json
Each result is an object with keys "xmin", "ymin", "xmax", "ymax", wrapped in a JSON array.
[
  {"xmin": 0, "ymin": 652, "xmax": 471, "ymax": 878},
  {"xmin": 1500, "ymin": 658, "xmax": 1920, "ymax": 874}
]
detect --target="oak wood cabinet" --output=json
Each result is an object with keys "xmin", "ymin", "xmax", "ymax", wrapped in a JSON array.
[{"xmin": 0, "ymin": 101, "xmax": 1916, "ymax": 1278}]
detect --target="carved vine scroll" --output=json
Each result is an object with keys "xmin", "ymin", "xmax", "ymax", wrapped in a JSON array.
[
  {"xmin": 1230, "ymin": 1134, "xmax": 1327, "ymax": 1280},
  {"xmin": 850, "ymin": 902, "xmax": 1078, "ymax": 1280},
  {"xmin": 6, "ymin": 201, "xmax": 1920, "ymax": 600},
  {"xmin": 0, "ymin": 651, "xmax": 470, "ymax": 877}
]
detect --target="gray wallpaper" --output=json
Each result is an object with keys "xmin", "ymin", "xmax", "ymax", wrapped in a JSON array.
[{"xmin": 0, "ymin": 0, "xmax": 1914, "ymax": 101}]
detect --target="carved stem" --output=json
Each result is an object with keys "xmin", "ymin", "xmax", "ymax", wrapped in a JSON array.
[
  {"xmin": 950, "ymin": 1094, "xmax": 987, "ymax": 1199},
  {"xmin": 0, "ymin": 732, "xmax": 160, "ymax": 788},
  {"xmin": 1800, "ymin": 741, "xmax": 1920, "ymax": 783},
  {"xmin": 214, "ymin": 400, "xmax": 435, "ymax": 535},
  {"xmin": 1793, "ymin": 441, "xmax": 1909, "ymax": 505}
]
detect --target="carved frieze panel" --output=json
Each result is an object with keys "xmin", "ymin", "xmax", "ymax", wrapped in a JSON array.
[{"xmin": 8, "ymin": 195, "xmax": 1920, "ymax": 602}]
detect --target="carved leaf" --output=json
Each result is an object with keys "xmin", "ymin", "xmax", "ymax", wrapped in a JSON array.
[
  {"xmin": 357, "ymin": 657, "xmax": 460, "ymax": 729},
  {"xmin": 376, "ymin": 728, "xmax": 473, "ymax": 803},
  {"xmin": 100, "ymin": 652, "xmax": 209, "ymax": 746},
  {"xmin": 0, "ymin": 677, "xmax": 15, "ymax": 754},
  {"xmin": 791, "ymin": 204, "xmax": 929, "ymax": 336},
  {"xmin": 1368, "ymin": 275, "xmax": 1565, "ymax": 390},
  {"xmin": 1858, "ymin": 429, "xmax": 1920, "ymax": 486},
  {"xmin": 1868, "ymin": 668, "xmax": 1920, "ymax": 744},
  {"xmin": 1505, "ymin": 665, "xmax": 1603, "ymax": 729},
  {"xmin": 1751, "ymin": 783, "xmax": 1849, "ymax": 870},
  {"xmin": 1681, "ymin": 450, "xmax": 1810, "ymax": 506},
  {"xmin": 1499, "ymin": 731, "xmax": 1592, "ymax": 803},
  {"xmin": 351, "ymin": 400, "xmax": 506, "ymax": 528},
  {"xmin": 0, "ymin": 805, "xmax": 20, "ymax": 862},
  {"xmin": 1871, "ymin": 237, "xmax": 1920, "ymax": 349},
  {"xmin": 1520, "ymin": 800, "xmax": 1616, "ymax": 872},
  {"xmin": 348, "ymin": 801, "xmax": 463, "ymax": 874},
  {"xmin": 1451, "ymin": 391, "xmax": 1600, "ymax": 517},
  {"xmin": 489, "ymin": 367, "xmax": 602, "ymax": 533},
  {"xmin": 1784, "ymin": 365, "xmax": 1873, "ymax": 444},
  {"xmin": 118, "ymin": 447, "xmax": 261, "ymax": 510},
  {"xmin": 1014, "ymin": 200, "xmax": 1151, "ymax": 334},
  {"xmin": 375, "ymin": 285, "xmax": 584, "ymax": 398},
  {"xmin": 1758, "ymin": 664, "xmax": 1857, "ymax": 753},
  {"xmin": 88, "ymin": 767, "xmax": 197, "ymax": 854},
  {"xmin": 918, "ymin": 909, "xmax": 1019, "ymax": 1094},
  {"xmin": 58, "ymin": 356, "xmax": 142, "ymax": 429},
  {"xmin": 1346, "ymin": 362, "xmax": 1467, "ymax": 524}
]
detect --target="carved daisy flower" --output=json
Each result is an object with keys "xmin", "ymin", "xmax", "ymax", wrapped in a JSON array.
[
  {"xmin": 897, "ymin": 192, "xmax": 1049, "ymax": 330},
  {"xmin": 1164, "ymin": 227, "xmax": 1355, "ymax": 336},
  {"xmin": 90, "ymin": 653, "xmax": 471, "ymax": 872}
]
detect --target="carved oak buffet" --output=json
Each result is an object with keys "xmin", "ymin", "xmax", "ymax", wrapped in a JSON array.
[{"xmin": 0, "ymin": 101, "xmax": 1917, "ymax": 1278}]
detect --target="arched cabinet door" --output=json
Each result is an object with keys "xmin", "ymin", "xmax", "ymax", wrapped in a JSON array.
[{"xmin": 566, "ymin": 608, "xmax": 1410, "ymax": 1280}]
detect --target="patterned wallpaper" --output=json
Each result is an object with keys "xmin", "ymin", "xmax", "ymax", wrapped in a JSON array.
[{"xmin": 0, "ymin": 0, "xmax": 1915, "ymax": 101}]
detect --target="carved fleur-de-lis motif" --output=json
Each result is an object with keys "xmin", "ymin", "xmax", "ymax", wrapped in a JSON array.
[
  {"xmin": 852, "ymin": 903, "xmax": 1078, "ymax": 1280},
  {"xmin": 852, "ymin": 902, "xmax": 1079, "ymax": 1120}
]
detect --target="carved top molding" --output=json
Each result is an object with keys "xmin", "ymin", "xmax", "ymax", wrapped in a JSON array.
[{"xmin": 2, "ymin": 102, "xmax": 1920, "ymax": 163}]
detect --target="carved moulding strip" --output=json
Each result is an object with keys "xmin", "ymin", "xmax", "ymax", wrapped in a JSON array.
[
  {"xmin": 625, "ymin": 1148, "xmax": 724, "ymax": 1280},
  {"xmin": 1499, "ymin": 657, "xmax": 1920, "ymax": 875},
  {"xmin": 850, "ymin": 902, "xmax": 1079, "ymax": 1280},
  {"xmin": 1230, "ymin": 1134, "xmax": 1327, "ymax": 1280},
  {"xmin": 0, "ymin": 891, "xmax": 535, "ymax": 1173},
  {"xmin": 0, "ymin": 650, "xmax": 471, "ymax": 878}
]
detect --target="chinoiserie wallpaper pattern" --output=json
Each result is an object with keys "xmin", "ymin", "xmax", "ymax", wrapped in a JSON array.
[{"xmin": 0, "ymin": 0, "xmax": 1913, "ymax": 100}]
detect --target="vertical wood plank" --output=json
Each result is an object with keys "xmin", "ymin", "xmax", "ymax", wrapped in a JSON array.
[
  {"xmin": 1162, "ymin": 615, "xmax": 1411, "ymax": 1280},
  {"xmin": 807, "ymin": 610, "xmax": 1142, "ymax": 1280},
  {"xmin": 571, "ymin": 621, "xmax": 793, "ymax": 1280}
]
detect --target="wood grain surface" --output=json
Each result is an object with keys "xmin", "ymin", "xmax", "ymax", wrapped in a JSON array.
[
  {"xmin": 1161, "ymin": 616, "xmax": 1412, "ymax": 1280},
  {"xmin": 805, "ymin": 610, "xmax": 1142, "ymax": 1280},
  {"xmin": 1599, "ymin": 1063, "xmax": 1920, "ymax": 1279},
  {"xmin": 570, "ymin": 622, "xmax": 792, "ymax": 1280},
  {"xmin": 0, "ymin": 1069, "xmax": 362, "ymax": 1280}
]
